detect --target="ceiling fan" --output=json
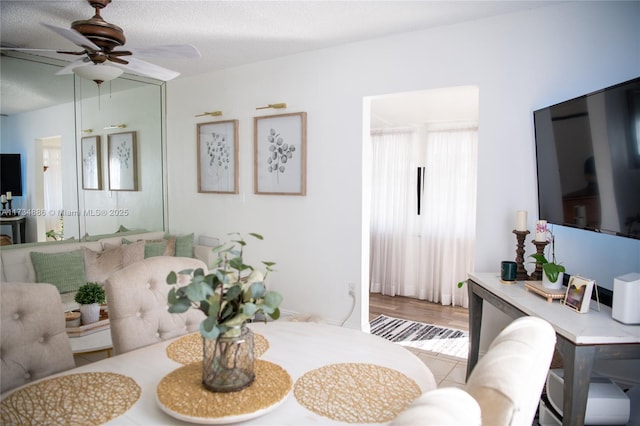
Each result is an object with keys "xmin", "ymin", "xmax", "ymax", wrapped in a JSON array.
[{"xmin": 4, "ymin": 0, "xmax": 200, "ymax": 84}]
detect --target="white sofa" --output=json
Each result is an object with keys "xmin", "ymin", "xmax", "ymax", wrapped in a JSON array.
[{"xmin": 0, "ymin": 230, "xmax": 215, "ymax": 311}]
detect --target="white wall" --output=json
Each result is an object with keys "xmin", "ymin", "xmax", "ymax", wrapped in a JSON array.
[{"xmin": 166, "ymin": 2, "xmax": 640, "ymax": 330}]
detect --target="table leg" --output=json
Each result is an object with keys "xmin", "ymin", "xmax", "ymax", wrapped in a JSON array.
[
  {"xmin": 19, "ymin": 220, "xmax": 25, "ymax": 243},
  {"xmin": 12, "ymin": 222, "xmax": 19, "ymax": 244},
  {"xmin": 556, "ymin": 336, "xmax": 595, "ymax": 426},
  {"xmin": 466, "ymin": 281, "xmax": 483, "ymax": 379}
]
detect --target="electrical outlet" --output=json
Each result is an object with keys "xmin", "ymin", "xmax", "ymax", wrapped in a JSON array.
[{"xmin": 348, "ymin": 282, "xmax": 356, "ymax": 297}]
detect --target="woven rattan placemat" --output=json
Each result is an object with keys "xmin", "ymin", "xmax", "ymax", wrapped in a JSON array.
[
  {"xmin": 157, "ymin": 359, "xmax": 291, "ymax": 422},
  {"xmin": 166, "ymin": 332, "xmax": 269, "ymax": 364},
  {"xmin": 1, "ymin": 372, "xmax": 140, "ymax": 425},
  {"xmin": 294, "ymin": 363, "xmax": 421, "ymax": 423}
]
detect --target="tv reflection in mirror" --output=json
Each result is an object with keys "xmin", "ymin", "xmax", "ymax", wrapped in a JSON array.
[
  {"xmin": 534, "ymin": 77, "xmax": 640, "ymax": 240},
  {"xmin": 0, "ymin": 154, "xmax": 23, "ymax": 197}
]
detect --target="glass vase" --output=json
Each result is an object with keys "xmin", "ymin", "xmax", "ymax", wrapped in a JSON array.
[{"xmin": 202, "ymin": 324, "xmax": 255, "ymax": 392}]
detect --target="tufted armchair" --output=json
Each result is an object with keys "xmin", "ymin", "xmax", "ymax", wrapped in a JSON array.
[
  {"xmin": 392, "ymin": 316, "xmax": 556, "ymax": 426},
  {"xmin": 1, "ymin": 282, "xmax": 76, "ymax": 394},
  {"xmin": 104, "ymin": 256, "xmax": 207, "ymax": 355}
]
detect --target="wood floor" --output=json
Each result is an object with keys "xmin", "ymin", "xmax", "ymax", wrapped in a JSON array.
[{"xmin": 369, "ymin": 292, "xmax": 469, "ymax": 332}]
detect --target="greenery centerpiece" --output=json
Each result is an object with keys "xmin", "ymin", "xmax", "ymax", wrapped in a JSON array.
[
  {"xmin": 166, "ymin": 232, "xmax": 283, "ymax": 392},
  {"xmin": 530, "ymin": 229, "xmax": 566, "ymax": 289},
  {"xmin": 74, "ymin": 282, "xmax": 105, "ymax": 325}
]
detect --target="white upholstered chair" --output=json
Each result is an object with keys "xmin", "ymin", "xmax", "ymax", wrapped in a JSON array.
[
  {"xmin": 392, "ymin": 316, "xmax": 556, "ymax": 426},
  {"xmin": 104, "ymin": 256, "xmax": 207, "ymax": 355},
  {"xmin": 0, "ymin": 282, "xmax": 76, "ymax": 393}
]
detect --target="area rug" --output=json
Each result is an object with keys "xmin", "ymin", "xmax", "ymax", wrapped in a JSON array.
[{"xmin": 370, "ymin": 314, "xmax": 468, "ymax": 359}]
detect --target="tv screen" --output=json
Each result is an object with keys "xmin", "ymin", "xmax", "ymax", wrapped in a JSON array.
[
  {"xmin": 0, "ymin": 154, "xmax": 23, "ymax": 197},
  {"xmin": 534, "ymin": 77, "xmax": 640, "ymax": 240}
]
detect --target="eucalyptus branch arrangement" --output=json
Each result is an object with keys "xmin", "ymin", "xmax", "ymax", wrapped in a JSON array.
[{"xmin": 166, "ymin": 232, "xmax": 283, "ymax": 339}]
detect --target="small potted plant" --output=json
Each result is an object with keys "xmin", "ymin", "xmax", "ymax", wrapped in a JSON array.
[
  {"xmin": 530, "ymin": 230, "xmax": 565, "ymax": 289},
  {"xmin": 74, "ymin": 282, "xmax": 106, "ymax": 325}
]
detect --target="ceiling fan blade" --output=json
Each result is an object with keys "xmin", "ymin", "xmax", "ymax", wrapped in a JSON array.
[
  {"xmin": 112, "ymin": 57, "xmax": 180, "ymax": 81},
  {"xmin": 42, "ymin": 23, "xmax": 100, "ymax": 51},
  {"xmin": 128, "ymin": 44, "xmax": 201, "ymax": 59},
  {"xmin": 56, "ymin": 57, "xmax": 91, "ymax": 75}
]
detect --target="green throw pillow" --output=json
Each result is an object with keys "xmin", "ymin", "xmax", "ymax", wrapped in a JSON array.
[
  {"xmin": 144, "ymin": 240, "xmax": 168, "ymax": 258},
  {"xmin": 30, "ymin": 249, "xmax": 87, "ymax": 294},
  {"xmin": 165, "ymin": 233, "xmax": 194, "ymax": 258}
]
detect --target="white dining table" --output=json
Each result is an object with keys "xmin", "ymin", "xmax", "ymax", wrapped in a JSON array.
[{"xmin": 1, "ymin": 321, "xmax": 436, "ymax": 425}]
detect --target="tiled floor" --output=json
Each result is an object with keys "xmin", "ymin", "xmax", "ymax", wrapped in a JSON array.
[{"xmin": 403, "ymin": 346, "xmax": 468, "ymax": 388}]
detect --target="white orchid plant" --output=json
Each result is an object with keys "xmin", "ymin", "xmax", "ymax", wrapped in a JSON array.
[{"xmin": 166, "ymin": 232, "xmax": 282, "ymax": 339}]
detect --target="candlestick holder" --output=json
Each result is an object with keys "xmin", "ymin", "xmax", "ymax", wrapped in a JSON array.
[
  {"xmin": 512, "ymin": 230, "xmax": 530, "ymax": 280},
  {"xmin": 530, "ymin": 239, "xmax": 549, "ymax": 280},
  {"xmin": 7, "ymin": 200, "xmax": 12, "ymax": 211},
  {"xmin": 1, "ymin": 201, "xmax": 6, "ymax": 213}
]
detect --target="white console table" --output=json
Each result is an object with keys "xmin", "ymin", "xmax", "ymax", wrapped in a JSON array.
[{"xmin": 466, "ymin": 272, "xmax": 640, "ymax": 426}]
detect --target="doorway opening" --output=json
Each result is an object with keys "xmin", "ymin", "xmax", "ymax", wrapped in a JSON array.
[
  {"xmin": 363, "ymin": 86, "xmax": 479, "ymax": 323},
  {"xmin": 36, "ymin": 136, "xmax": 63, "ymax": 241}
]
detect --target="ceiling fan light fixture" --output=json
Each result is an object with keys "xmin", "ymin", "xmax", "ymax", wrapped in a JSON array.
[{"xmin": 74, "ymin": 63, "xmax": 123, "ymax": 85}]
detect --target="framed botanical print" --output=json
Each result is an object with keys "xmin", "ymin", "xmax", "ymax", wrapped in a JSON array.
[
  {"xmin": 108, "ymin": 131, "xmax": 137, "ymax": 191},
  {"xmin": 197, "ymin": 120, "xmax": 239, "ymax": 194},
  {"xmin": 81, "ymin": 135, "xmax": 102, "ymax": 190},
  {"xmin": 254, "ymin": 112, "xmax": 307, "ymax": 195}
]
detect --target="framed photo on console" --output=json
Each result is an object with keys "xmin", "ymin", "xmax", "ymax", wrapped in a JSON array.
[{"xmin": 563, "ymin": 275, "xmax": 595, "ymax": 313}]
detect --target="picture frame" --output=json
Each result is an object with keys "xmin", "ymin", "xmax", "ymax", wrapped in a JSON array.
[
  {"xmin": 254, "ymin": 112, "xmax": 307, "ymax": 195},
  {"xmin": 197, "ymin": 120, "xmax": 239, "ymax": 194},
  {"xmin": 81, "ymin": 135, "xmax": 102, "ymax": 190},
  {"xmin": 108, "ymin": 131, "xmax": 137, "ymax": 191},
  {"xmin": 563, "ymin": 275, "xmax": 595, "ymax": 313}
]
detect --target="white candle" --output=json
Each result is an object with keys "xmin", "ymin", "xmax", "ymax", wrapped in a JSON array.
[
  {"xmin": 1, "ymin": 195, "xmax": 5, "ymax": 203},
  {"xmin": 535, "ymin": 220, "xmax": 547, "ymax": 242},
  {"xmin": 515, "ymin": 210, "xmax": 527, "ymax": 231},
  {"xmin": 6, "ymin": 192, "xmax": 12, "ymax": 200}
]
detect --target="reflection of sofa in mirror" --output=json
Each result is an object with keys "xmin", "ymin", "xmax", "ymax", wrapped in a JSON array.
[
  {"xmin": 0, "ymin": 230, "xmax": 216, "ymax": 312},
  {"xmin": 0, "ymin": 53, "xmax": 166, "ymax": 243}
]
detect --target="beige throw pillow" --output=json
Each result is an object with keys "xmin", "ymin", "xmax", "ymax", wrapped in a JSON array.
[
  {"xmin": 83, "ymin": 246, "xmax": 123, "ymax": 284},
  {"xmin": 104, "ymin": 240, "xmax": 146, "ymax": 267}
]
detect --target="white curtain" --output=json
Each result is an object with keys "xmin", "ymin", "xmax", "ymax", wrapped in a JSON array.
[
  {"xmin": 43, "ymin": 145, "xmax": 63, "ymax": 239},
  {"xmin": 369, "ymin": 124, "xmax": 477, "ymax": 307}
]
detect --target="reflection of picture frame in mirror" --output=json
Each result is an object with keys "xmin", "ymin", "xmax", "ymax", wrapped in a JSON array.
[
  {"xmin": 81, "ymin": 136, "xmax": 102, "ymax": 190},
  {"xmin": 108, "ymin": 132, "xmax": 137, "ymax": 191},
  {"xmin": 563, "ymin": 275, "xmax": 595, "ymax": 313}
]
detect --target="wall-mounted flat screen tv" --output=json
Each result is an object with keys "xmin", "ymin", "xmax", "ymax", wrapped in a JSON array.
[
  {"xmin": 0, "ymin": 153, "xmax": 23, "ymax": 197},
  {"xmin": 534, "ymin": 77, "xmax": 640, "ymax": 240}
]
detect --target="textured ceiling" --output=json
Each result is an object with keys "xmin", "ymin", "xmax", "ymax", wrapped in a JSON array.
[
  {"xmin": 0, "ymin": 1, "xmax": 554, "ymax": 116},
  {"xmin": 1, "ymin": 1, "xmax": 554, "ymax": 77}
]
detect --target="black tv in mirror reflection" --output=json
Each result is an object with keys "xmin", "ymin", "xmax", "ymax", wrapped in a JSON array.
[
  {"xmin": 0, "ymin": 153, "xmax": 23, "ymax": 197},
  {"xmin": 534, "ymin": 76, "xmax": 640, "ymax": 240}
]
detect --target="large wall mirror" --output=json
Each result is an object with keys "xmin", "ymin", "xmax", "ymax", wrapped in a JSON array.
[{"xmin": 0, "ymin": 52, "xmax": 166, "ymax": 242}]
